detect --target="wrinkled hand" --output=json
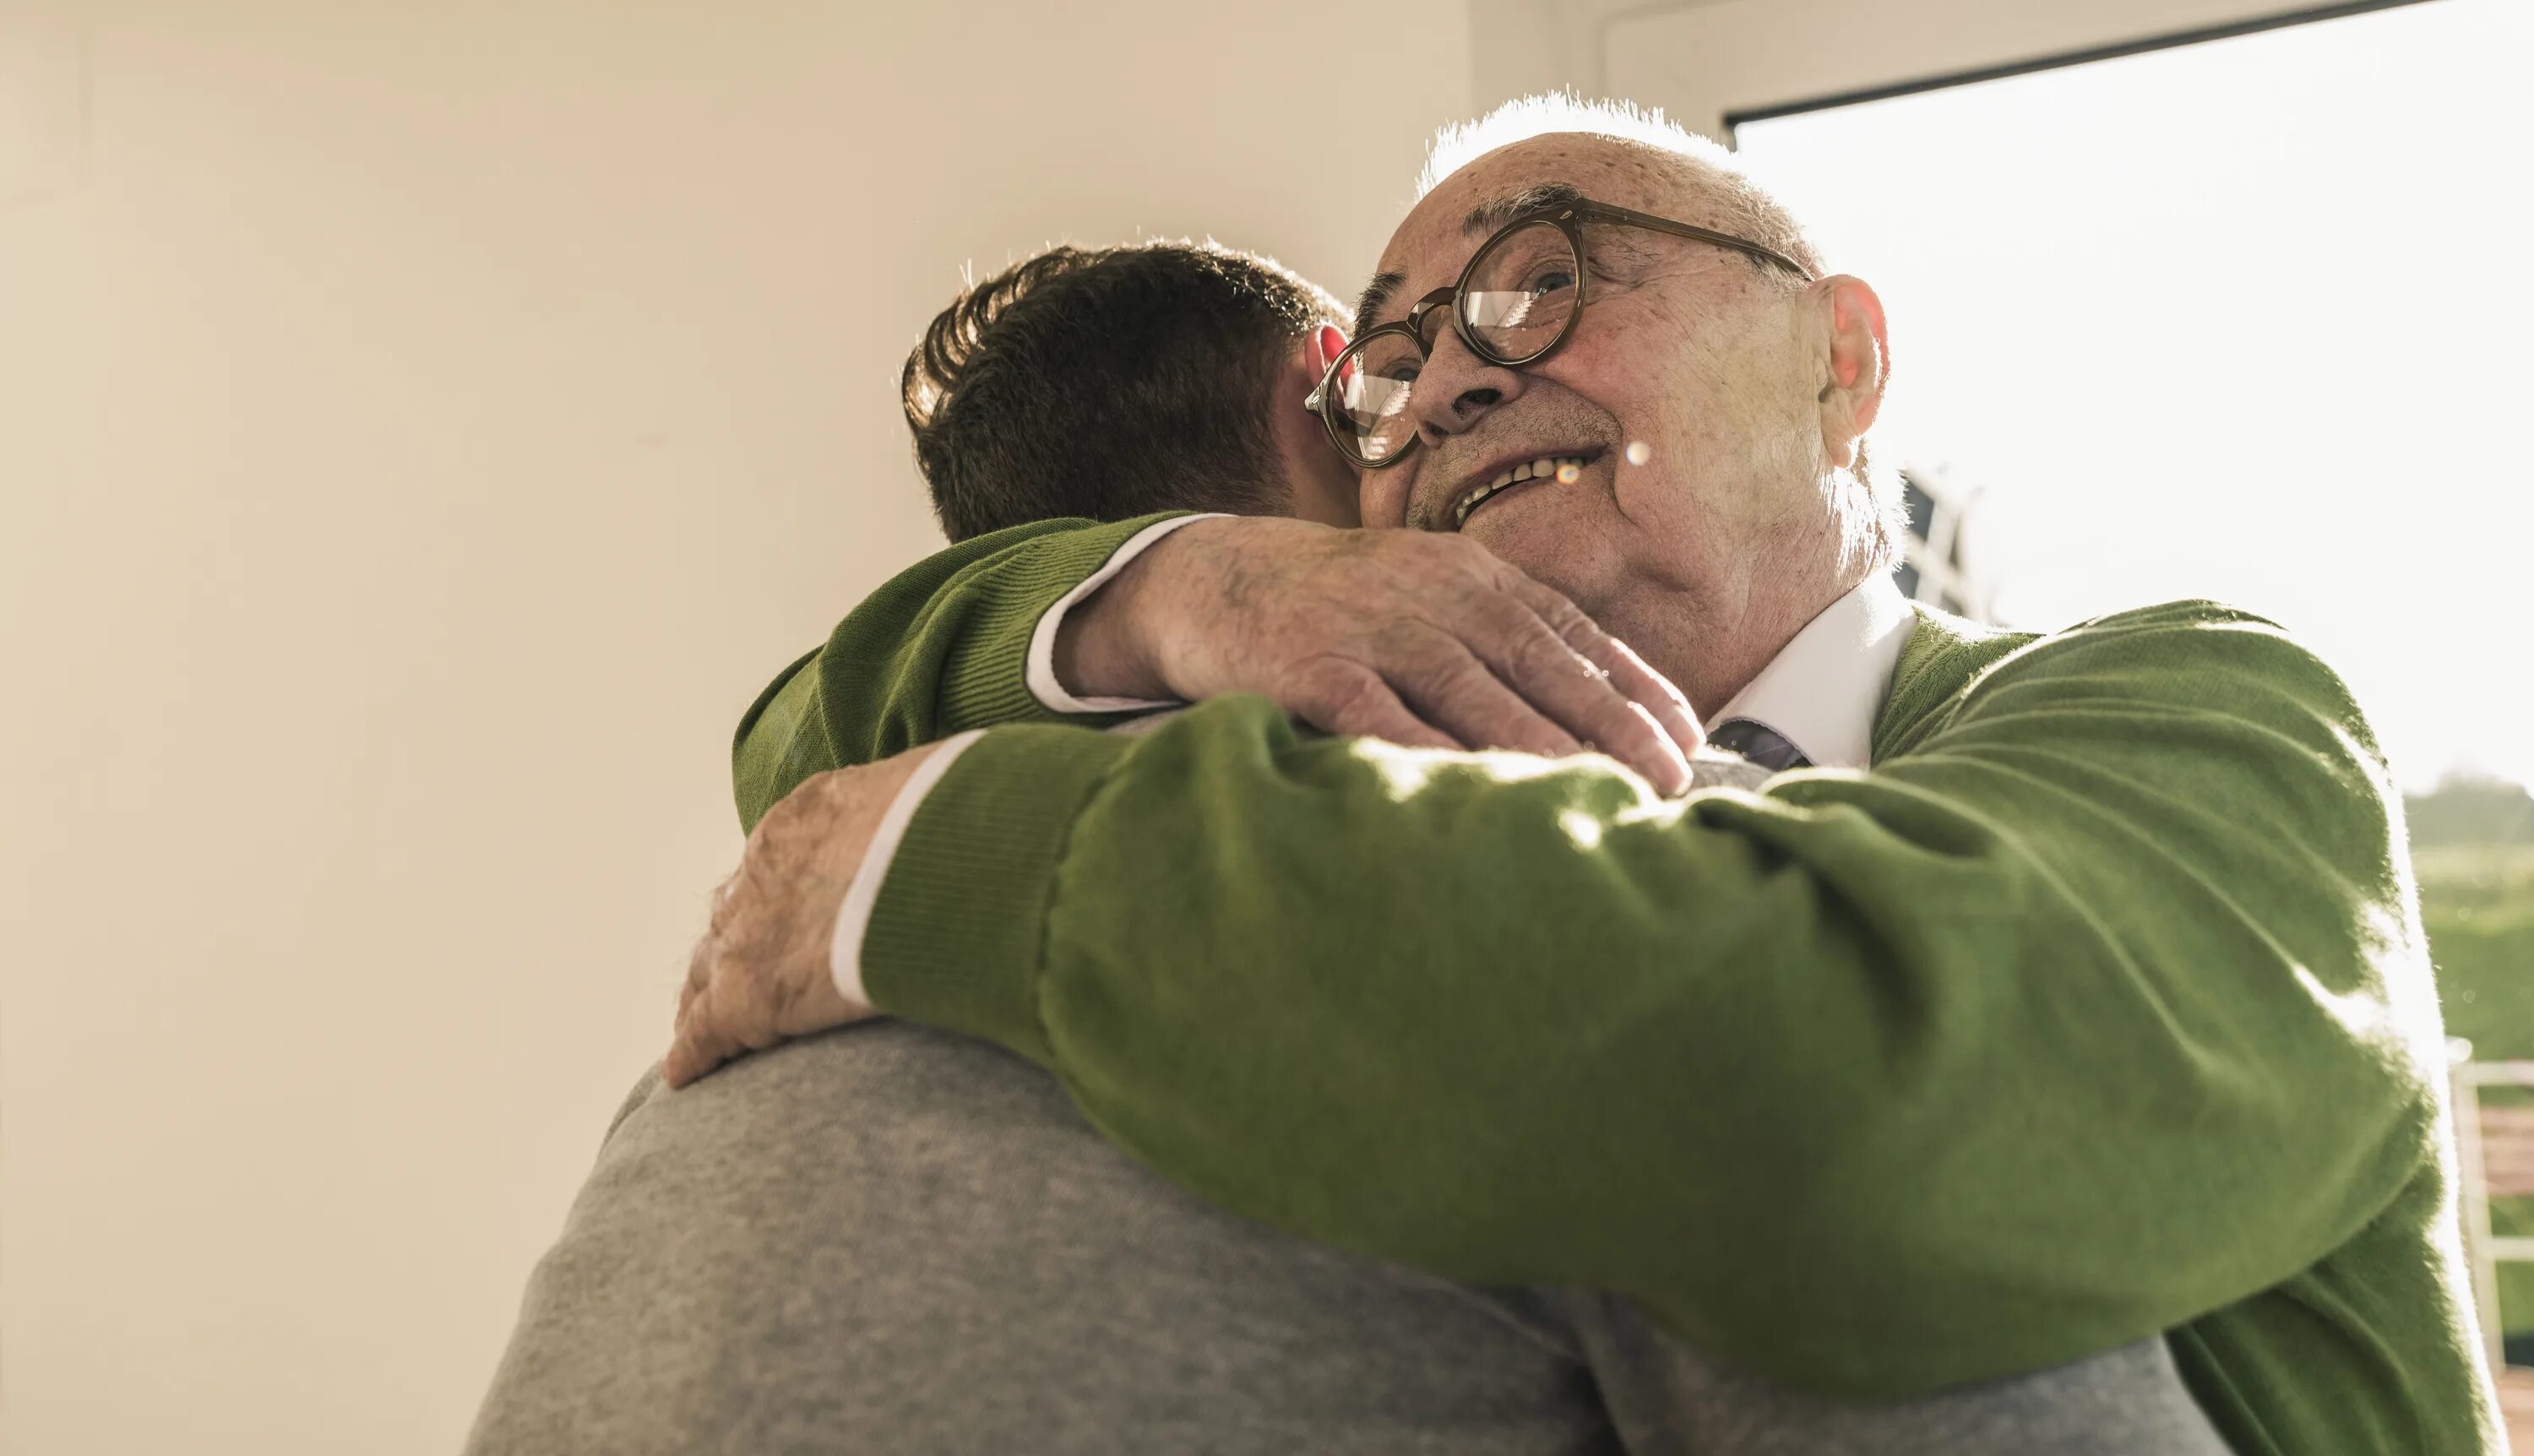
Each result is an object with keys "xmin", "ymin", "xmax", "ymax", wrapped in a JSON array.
[
  {"xmin": 663, "ymin": 745, "xmax": 940, "ymax": 1088},
  {"xmin": 1058, "ymin": 518, "xmax": 1704, "ymax": 793}
]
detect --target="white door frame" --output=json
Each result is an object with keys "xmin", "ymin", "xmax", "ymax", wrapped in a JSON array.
[{"xmin": 1466, "ymin": 0, "xmax": 2435, "ymax": 143}]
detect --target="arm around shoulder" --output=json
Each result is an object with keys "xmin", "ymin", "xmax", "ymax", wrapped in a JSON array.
[
  {"xmin": 858, "ymin": 600, "xmax": 2445, "ymax": 1395},
  {"xmin": 729, "ymin": 513, "xmax": 1198, "ymax": 831}
]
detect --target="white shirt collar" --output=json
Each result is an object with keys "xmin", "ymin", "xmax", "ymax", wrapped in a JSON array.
[{"xmin": 1707, "ymin": 573, "xmax": 1915, "ymax": 770}]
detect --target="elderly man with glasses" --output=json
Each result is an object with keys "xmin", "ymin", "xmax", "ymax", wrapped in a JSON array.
[{"xmin": 662, "ymin": 100, "xmax": 2494, "ymax": 1453}]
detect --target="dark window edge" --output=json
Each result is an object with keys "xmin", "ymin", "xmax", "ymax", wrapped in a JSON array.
[{"xmin": 1724, "ymin": 0, "xmax": 2439, "ymax": 137}]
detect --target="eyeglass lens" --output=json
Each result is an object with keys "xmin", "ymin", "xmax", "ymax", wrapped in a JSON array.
[{"xmin": 1325, "ymin": 220, "xmax": 1581, "ymax": 465}]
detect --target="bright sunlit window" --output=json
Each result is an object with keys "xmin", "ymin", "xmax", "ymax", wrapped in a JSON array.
[{"xmin": 1736, "ymin": 0, "xmax": 2532, "ymax": 790}]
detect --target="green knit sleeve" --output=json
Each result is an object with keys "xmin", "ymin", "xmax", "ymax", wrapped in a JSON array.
[
  {"xmin": 729, "ymin": 513, "xmax": 1189, "ymax": 832},
  {"xmin": 861, "ymin": 602, "xmax": 2464, "ymax": 1432}
]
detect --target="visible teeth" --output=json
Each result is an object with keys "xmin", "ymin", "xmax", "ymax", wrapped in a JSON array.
[{"xmin": 1454, "ymin": 456, "xmax": 1588, "ymax": 527}]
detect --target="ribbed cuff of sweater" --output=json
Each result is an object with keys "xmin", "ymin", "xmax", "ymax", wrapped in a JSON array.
[
  {"xmin": 860, "ymin": 723, "xmax": 1134, "ymax": 1068},
  {"xmin": 936, "ymin": 512, "xmax": 1211, "ymax": 731}
]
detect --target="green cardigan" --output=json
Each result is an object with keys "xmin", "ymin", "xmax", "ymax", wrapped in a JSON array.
[{"xmin": 733, "ymin": 514, "xmax": 2497, "ymax": 1454}]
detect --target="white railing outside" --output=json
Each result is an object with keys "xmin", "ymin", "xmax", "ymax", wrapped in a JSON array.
[{"xmin": 2451, "ymin": 1040, "xmax": 2534, "ymax": 1372}]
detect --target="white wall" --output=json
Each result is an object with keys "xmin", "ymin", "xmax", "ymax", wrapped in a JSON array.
[{"xmin": 0, "ymin": 4, "xmax": 1466, "ymax": 1452}]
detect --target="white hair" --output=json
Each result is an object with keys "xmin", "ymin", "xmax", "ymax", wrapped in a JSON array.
[
  {"xmin": 1421, "ymin": 93, "xmax": 1899, "ymax": 574},
  {"xmin": 1420, "ymin": 95, "xmax": 1728, "ymax": 194},
  {"xmin": 1422, "ymin": 94, "xmax": 1829, "ymax": 285}
]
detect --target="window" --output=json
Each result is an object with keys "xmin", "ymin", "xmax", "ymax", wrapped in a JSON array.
[{"xmin": 1735, "ymin": 0, "xmax": 2531, "ymax": 790}]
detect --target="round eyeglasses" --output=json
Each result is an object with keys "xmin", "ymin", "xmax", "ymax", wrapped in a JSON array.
[{"xmin": 1305, "ymin": 198, "xmax": 1813, "ymax": 470}]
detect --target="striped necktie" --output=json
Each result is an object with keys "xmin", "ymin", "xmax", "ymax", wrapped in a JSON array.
[{"xmin": 1707, "ymin": 718, "xmax": 1813, "ymax": 773}]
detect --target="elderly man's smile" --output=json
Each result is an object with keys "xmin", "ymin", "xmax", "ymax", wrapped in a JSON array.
[{"xmin": 1448, "ymin": 450, "xmax": 1599, "ymax": 530}]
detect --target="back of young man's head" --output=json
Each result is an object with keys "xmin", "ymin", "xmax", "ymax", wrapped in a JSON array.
[{"xmin": 902, "ymin": 241, "xmax": 1347, "ymax": 542}]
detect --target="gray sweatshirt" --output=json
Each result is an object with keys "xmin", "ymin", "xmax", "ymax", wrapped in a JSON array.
[{"xmin": 463, "ymin": 1019, "xmax": 2224, "ymax": 1455}]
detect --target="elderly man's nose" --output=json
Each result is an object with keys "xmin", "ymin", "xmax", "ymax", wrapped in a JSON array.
[
  {"xmin": 1434, "ymin": 386, "xmax": 1500, "ymax": 433},
  {"xmin": 1411, "ymin": 334, "xmax": 1520, "ymax": 439}
]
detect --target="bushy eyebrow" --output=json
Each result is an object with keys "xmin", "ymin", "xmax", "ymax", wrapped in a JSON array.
[
  {"xmin": 1353, "ymin": 182, "xmax": 1588, "ymax": 337},
  {"xmin": 1351, "ymin": 272, "xmax": 1405, "ymax": 337},
  {"xmin": 1460, "ymin": 182, "xmax": 1585, "ymax": 236}
]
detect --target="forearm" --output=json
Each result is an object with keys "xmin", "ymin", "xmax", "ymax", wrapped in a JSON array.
[
  {"xmin": 861, "ymin": 606, "xmax": 2439, "ymax": 1394},
  {"xmin": 730, "ymin": 513, "xmax": 1194, "ymax": 830},
  {"xmin": 737, "ymin": 514, "xmax": 1719, "ymax": 830}
]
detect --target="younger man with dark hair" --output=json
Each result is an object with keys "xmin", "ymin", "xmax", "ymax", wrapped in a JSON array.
[
  {"xmin": 902, "ymin": 240, "xmax": 1360, "ymax": 538},
  {"xmin": 729, "ymin": 238, "xmax": 1377, "ymax": 827},
  {"xmin": 474, "ymin": 240, "xmax": 1707, "ymax": 1456}
]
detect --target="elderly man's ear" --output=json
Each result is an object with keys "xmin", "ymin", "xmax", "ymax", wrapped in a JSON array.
[{"xmin": 1812, "ymin": 276, "xmax": 1888, "ymax": 470}]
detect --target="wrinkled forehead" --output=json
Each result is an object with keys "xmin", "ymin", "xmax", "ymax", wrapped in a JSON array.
[{"xmin": 1359, "ymin": 134, "xmax": 1692, "ymax": 332}]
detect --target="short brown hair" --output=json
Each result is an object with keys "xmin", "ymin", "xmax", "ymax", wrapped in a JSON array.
[{"xmin": 902, "ymin": 242, "xmax": 1345, "ymax": 541}]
